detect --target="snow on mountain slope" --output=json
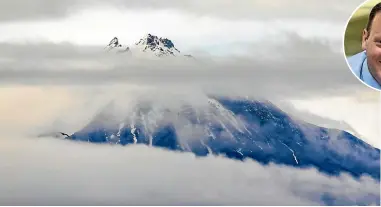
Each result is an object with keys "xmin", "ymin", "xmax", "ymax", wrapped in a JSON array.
[
  {"xmin": 57, "ymin": 95, "xmax": 380, "ymax": 180},
  {"xmin": 134, "ymin": 33, "xmax": 180, "ymax": 57},
  {"xmin": 105, "ymin": 34, "xmax": 193, "ymax": 58}
]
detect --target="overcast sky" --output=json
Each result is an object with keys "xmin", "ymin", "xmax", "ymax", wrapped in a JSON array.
[
  {"xmin": 0, "ymin": 0, "xmax": 366, "ymax": 51},
  {"xmin": 0, "ymin": 0, "xmax": 379, "ymax": 205},
  {"xmin": 0, "ymin": 0, "xmax": 364, "ymax": 21}
]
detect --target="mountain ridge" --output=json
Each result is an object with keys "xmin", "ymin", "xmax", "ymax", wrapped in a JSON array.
[
  {"xmin": 46, "ymin": 95, "xmax": 380, "ymax": 180},
  {"xmin": 105, "ymin": 34, "xmax": 193, "ymax": 58}
]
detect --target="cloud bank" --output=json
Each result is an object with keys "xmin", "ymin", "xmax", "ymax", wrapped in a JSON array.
[
  {"xmin": 0, "ymin": 0, "xmax": 365, "ymax": 22},
  {"xmin": 0, "ymin": 34, "xmax": 367, "ymax": 98},
  {"xmin": 0, "ymin": 138, "xmax": 379, "ymax": 205}
]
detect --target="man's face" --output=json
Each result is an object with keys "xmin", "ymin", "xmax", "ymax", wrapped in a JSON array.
[{"xmin": 362, "ymin": 12, "xmax": 381, "ymax": 85}]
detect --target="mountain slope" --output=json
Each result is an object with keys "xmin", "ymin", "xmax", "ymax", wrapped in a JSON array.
[
  {"xmin": 105, "ymin": 34, "xmax": 193, "ymax": 58},
  {"xmin": 65, "ymin": 96, "xmax": 380, "ymax": 180},
  {"xmin": 134, "ymin": 34, "xmax": 180, "ymax": 57}
]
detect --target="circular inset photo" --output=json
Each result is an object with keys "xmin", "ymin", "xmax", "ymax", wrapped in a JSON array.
[{"xmin": 344, "ymin": 0, "xmax": 381, "ymax": 91}]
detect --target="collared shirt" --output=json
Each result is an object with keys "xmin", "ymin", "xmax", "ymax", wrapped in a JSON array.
[{"xmin": 347, "ymin": 51, "xmax": 381, "ymax": 90}]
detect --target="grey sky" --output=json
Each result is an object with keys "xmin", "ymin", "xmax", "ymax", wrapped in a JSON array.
[
  {"xmin": 0, "ymin": 0, "xmax": 365, "ymax": 50},
  {"xmin": 0, "ymin": 33, "xmax": 367, "ymax": 99},
  {"xmin": 0, "ymin": 0, "xmax": 366, "ymax": 22}
]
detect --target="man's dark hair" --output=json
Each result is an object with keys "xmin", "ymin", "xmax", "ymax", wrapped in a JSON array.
[{"xmin": 366, "ymin": 2, "xmax": 381, "ymax": 32}]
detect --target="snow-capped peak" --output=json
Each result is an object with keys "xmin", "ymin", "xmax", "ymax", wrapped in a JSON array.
[
  {"xmin": 104, "ymin": 37, "xmax": 130, "ymax": 53},
  {"xmin": 105, "ymin": 34, "xmax": 194, "ymax": 58},
  {"xmin": 134, "ymin": 33, "xmax": 181, "ymax": 57}
]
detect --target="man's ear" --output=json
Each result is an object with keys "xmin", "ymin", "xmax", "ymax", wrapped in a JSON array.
[{"xmin": 362, "ymin": 29, "xmax": 369, "ymax": 51}]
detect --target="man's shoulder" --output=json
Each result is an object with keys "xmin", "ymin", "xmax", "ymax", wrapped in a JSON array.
[
  {"xmin": 347, "ymin": 50, "xmax": 366, "ymax": 62},
  {"xmin": 346, "ymin": 51, "xmax": 366, "ymax": 77}
]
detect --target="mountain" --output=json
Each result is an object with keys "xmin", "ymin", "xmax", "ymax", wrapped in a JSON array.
[
  {"xmin": 61, "ymin": 96, "xmax": 380, "ymax": 180},
  {"xmin": 134, "ymin": 34, "xmax": 180, "ymax": 57},
  {"xmin": 105, "ymin": 34, "xmax": 193, "ymax": 58},
  {"xmin": 38, "ymin": 131, "xmax": 70, "ymax": 139},
  {"xmin": 104, "ymin": 37, "xmax": 130, "ymax": 53}
]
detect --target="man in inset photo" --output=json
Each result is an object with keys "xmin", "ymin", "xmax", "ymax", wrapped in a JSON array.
[{"xmin": 347, "ymin": 2, "xmax": 381, "ymax": 90}]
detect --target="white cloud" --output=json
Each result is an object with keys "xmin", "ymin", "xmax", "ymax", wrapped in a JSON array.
[
  {"xmin": 0, "ymin": 0, "xmax": 365, "ymax": 23},
  {"xmin": 284, "ymin": 95, "xmax": 380, "ymax": 148},
  {"xmin": 0, "ymin": 137, "xmax": 378, "ymax": 205},
  {"xmin": 0, "ymin": 34, "xmax": 363, "ymax": 94},
  {"xmin": 0, "ymin": 7, "xmax": 344, "ymax": 52}
]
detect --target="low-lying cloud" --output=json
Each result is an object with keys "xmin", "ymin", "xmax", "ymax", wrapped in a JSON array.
[{"xmin": 0, "ymin": 137, "xmax": 379, "ymax": 205}]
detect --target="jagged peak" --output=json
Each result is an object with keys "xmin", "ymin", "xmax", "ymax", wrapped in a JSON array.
[
  {"xmin": 135, "ymin": 34, "xmax": 177, "ymax": 48},
  {"xmin": 105, "ymin": 34, "xmax": 195, "ymax": 58},
  {"xmin": 107, "ymin": 37, "xmax": 122, "ymax": 48},
  {"xmin": 132, "ymin": 33, "xmax": 180, "ymax": 57}
]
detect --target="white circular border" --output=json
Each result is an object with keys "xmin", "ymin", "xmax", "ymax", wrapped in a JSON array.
[{"xmin": 342, "ymin": 0, "xmax": 381, "ymax": 92}]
